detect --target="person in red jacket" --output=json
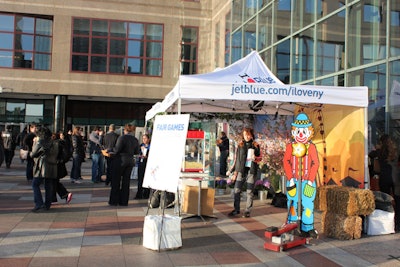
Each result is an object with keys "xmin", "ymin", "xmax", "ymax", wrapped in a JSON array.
[{"xmin": 283, "ymin": 113, "xmax": 319, "ymax": 238}]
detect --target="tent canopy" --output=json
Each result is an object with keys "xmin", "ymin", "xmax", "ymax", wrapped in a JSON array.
[{"xmin": 145, "ymin": 51, "xmax": 368, "ymax": 121}]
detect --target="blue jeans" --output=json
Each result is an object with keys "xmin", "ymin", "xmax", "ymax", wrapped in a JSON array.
[
  {"xmin": 71, "ymin": 155, "xmax": 82, "ymax": 180},
  {"xmin": 91, "ymin": 153, "xmax": 104, "ymax": 182},
  {"xmin": 32, "ymin": 177, "xmax": 55, "ymax": 209}
]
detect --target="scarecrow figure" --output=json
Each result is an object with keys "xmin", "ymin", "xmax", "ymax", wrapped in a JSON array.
[{"xmin": 283, "ymin": 113, "xmax": 319, "ymax": 237}]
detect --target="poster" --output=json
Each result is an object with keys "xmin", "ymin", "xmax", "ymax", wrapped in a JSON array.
[{"xmin": 143, "ymin": 114, "xmax": 190, "ymax": 193}]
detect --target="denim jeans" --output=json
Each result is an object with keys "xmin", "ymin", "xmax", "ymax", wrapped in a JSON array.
[
  {"xmin": 71, "ymin": 155, "xmax": 82, "ymax": 180},
  {"xmin": 91, "ymin": 153, "xmax": 104, "ymax": 182},
  {"xmin": 32, "ymin": 177, "xmax": 55, "ymax": 209}
]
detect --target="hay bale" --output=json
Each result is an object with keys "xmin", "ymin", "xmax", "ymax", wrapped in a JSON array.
[
  {"xmin": 356, "ymin": 189, "xmax": 375, "ymax": 215},
  {"xmin": 315, "ymin": 185, "xmax": 337, "ymax": 212},
  {"xmin": 321, "ymin": 212, "xmax": 362, "ymax": 240},
  {"xmin": 324, "ymin": 186, "xmax": 375, "ymax": 216}
]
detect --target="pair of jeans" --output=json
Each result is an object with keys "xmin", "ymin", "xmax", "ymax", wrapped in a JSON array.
[
  {"xmin": 91, "ymin": 153, "xmax": 104, "ymax": 182},
  {"xmin": 32, "ymin": 177, "xmax": 55, "ymax": 209},
  {"xmin": 71, "ymin": 155, "xmax": 82, "ymax": 180},
  {"xmin": 233, "ymin": 171, "xmax": 255, "ymax": 213},
  {"xmin": 26, "ymin": 157, "xmax": 34, "ymax": 180}
]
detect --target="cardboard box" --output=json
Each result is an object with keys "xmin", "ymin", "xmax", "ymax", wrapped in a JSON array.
[{"xmin": 182, "ymin": 185, "xmax": 215, "ymax": 216}]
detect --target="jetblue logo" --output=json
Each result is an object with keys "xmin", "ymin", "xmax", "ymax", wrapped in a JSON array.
[{"xmin": 239, "ymin": 73, "xmax": 276, "ymax": 84}]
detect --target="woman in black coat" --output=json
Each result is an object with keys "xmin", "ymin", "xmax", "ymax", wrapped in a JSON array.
[
  {"xmin": 109, "ymin": 124, "xmax": 139, "ymax": 206},
  {"xmin": 228, "ymin": 127, "xmax": 260, "ymax": 218},
  {"xmin": 31, "ymin": 126, "xmax": 59, "ymax": 212}
]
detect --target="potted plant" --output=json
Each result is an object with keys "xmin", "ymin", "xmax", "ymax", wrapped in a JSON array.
[
  {"xmin": 215, "ymin": 179, "xmax": 227, "ymax": 195},
  {"xmin": 255, "ymin": 179, "xmax": 271, "ymax": 200}
]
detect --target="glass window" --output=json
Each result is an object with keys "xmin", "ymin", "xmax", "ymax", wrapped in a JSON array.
[
  {"xmin": 0, "ymin": 14, "xmax": 14, "ymax": 31},
  {"xmin": 291, "ymin": 27, "xmax": 314, "ymax": 83},
  {"xmin": 91, "ymin": 38, "xmax": 108, "ymax": 55},
  {"xmin": 92, "ymin": 20, "xmax": 108, "ymax": 37},
  {"xmin": 231, "ymin": 30, "xmax": 242, "ymax": 63},
  {"xmin": 110, "ymin": 21, "xmax": 127, "ymax": 38},
  {"xmin": 109, "ymin": 57, "xmax": 125, "ymax": 73},
  {"xmin": 71, "ymin": 18, "xmax": 163, "ymax": 76},
  {"xmin": 389, "ymin": 61, "xmax": 400, "ymax": 137},
  {"xmin": 258, "ymin": 6, "xmax": 272, "ymax": 50},
  {"xmin": 390, "ymin": 0, "xmax": 400, "ymax": 56},
  {"xmin": 316, "ymin": 15, "xmax": 344, "ymax": 77},
  {"xmin": 348, "ymin": 2, "xmax": 386, "ymax": 67},
  {"xmin": 0, "ymin": 51, "xmax": 12, "ymax": 67},
  {"xmin": 348, "ymin": 64, "xmax": 387, "ymax": 142},
  {"xmin": 293, "ymin": 0, "xmax": 319, "ymax": 32},
  {"xmin": 275, "ymin": 39, "xmax": 290, "ymax": 83},
  {"xmin": 110, "ymin": 39, "xmax": 126, "ymax": 56},
  {"xmin": 15, "ymin": 16, "xmax": 34, "ymax": 34},
  {"xmin": 0, "ymin": 12, "xmax": 52, "ymax": 70},
  {"xmin": 180, "ymin": 26, "xmax": 198, "ymax": 74},
  {"xmin": 0, "ymin": 33, "xmax": 13, "ymax": 49},
  {"xmin": 273, "ymin": 1, "xmax": 290, "ymax": 44},
  {"xmin": 244, "ymin": 18, "xmax": 256, "ymax": 54}
]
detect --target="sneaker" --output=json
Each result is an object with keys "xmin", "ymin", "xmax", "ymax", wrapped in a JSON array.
[
  {"xmin": 228, "ymin": 210, "xmax": 240, "ymax": 216},
  {"xmin": 242, "ymin": 211, "xmax": 250, "ymax": 218},
  {"xmin": 66, "ymin": 193, "xmax": 73, "ymax": 204},
  {"xmin": 72, "ymin": 179, "xmax": 82, "ymax": 184}
]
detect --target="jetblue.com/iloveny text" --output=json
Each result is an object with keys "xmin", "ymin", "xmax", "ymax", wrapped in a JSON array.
[{"xmin": 230, "ymin": 84, "xmax": 324, "ymax": 99}]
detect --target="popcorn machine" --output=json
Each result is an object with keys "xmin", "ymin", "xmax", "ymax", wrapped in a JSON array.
[{"xmin": 182, "ymin": 130, "xmax": 205, "ymax": 172}]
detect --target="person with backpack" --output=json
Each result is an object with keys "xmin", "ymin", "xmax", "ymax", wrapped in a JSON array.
[{"xmin": 2, "ymin": 125, "xmax": 16, "ymax": 168}]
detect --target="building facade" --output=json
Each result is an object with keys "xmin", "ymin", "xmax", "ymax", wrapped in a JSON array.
[
  {"xmin": 0, "ymin": 0, "xmax": 231, "ymax": 135},
  {"xmin": 226, "ymin": 0, "xmax": 400, "ymax": 147}
]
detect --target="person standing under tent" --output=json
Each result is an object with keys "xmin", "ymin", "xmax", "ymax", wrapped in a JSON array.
[
  {"xmin": 102, "ymin": 124, "xmax": 119, "ymax": 186},
  {"xmin": 217, "ymin": 131, "xmax": 229, "ymax": 177},
  {"xmin": 227, "ymin": 127, "xmax": 260, "ymax": 218},
  {"xmin": 108, "ymin": 124, "xmax": 139, "ymax": 206},
  {"xmin": 135, "ymin": 134, "xmax": 151, "ymax": 199}
]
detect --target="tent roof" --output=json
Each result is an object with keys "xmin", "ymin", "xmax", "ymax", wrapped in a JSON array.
[{"xmin": 146, "ymin": 51, "xmax": 368, "ymax": 121}]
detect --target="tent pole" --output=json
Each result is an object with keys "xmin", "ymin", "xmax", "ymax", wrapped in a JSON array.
[
  {"xmin": 364, "ymin": 107, "xmax": 369, "ymax": 189},
  {"xmin": 178, "ymin": 97, "xmax": 182, "ymax": 115}
]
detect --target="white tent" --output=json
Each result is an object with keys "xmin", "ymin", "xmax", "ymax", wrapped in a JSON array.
[
  {"xmin": 145, "ymin": 51, "xmax": 370, "ymax": 188},
  {"xmin": 145, "ymin": 51, "xmax": 367, "ymax": 121}
]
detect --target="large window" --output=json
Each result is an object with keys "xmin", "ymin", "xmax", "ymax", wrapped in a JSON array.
[
  {"xmin": 71, "ymin": 18, "xmax": 163, "ymax": 76},
  {"xmin": 0, "ymin": 13, "xmax": 53, "ymax": 70},
  {"xmin": 180, "ymin": 26, "xmax": 198, "ymax": 74}
]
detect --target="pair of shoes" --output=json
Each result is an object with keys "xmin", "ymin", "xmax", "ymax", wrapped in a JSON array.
[
  {"xmin": 134, "ymin": 195, "xmax": 143, "ymax": 200},
  {"xmin": 66, "ymin": 193, "xmax": 73, "ymax": 204},
  {"xmin": 242, "ymin": 211, "xmax": 250, "ymax": 218},
  {"xmin": 31, "ymin": 205, "xmax": 46, "ymax": 212},
  {"xmin": 108, "ymin": 203, "xmax": 118, "ymax": 206},
  {"xmin": 72, "ymin": 179, "xmax": 82, "ymax": 184},
  {"xmin": 228, "ymin": 210, "xmax": 240, "ymax": 216},
  {"xmin": 307, "ymin": 229, "xmax": 318, "ymax": 238}
]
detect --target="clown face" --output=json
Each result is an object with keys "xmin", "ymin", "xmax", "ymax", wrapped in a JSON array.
[{"xmin": 292, "ymin": 127, "xmax": 312, "ymax": 144}]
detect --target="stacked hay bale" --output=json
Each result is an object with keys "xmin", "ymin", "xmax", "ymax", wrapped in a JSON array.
[{"xmin": 315, "ymin": 185, "xmax": 375, "ymax": 240}]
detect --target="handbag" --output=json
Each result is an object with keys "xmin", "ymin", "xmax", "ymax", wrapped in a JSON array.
[{"xmin": 19, "ymin": 149, "xmax": 29, "ymax": 160}]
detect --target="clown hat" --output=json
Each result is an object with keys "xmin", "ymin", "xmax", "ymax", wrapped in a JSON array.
[{"xmin": 291, "ymin": 113, "xmax": 312, "ymax": 128}]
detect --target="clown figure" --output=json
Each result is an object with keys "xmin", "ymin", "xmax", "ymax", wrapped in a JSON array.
[{"xmin": 283, "ymin": 113, "xmax": 319, "ymax": 238}]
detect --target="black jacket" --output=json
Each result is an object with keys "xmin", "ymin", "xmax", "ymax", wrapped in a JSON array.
[
  {"xmin": 113, "ymin": 134, "xmax": 139, "ymax": 167},
  {"xmin": 231, "ymin": 139, "xmax": 260, "ymax": 175},
  {"xmin": 31, "ymin": 138, "xmax": 58, "ymax": 179}
]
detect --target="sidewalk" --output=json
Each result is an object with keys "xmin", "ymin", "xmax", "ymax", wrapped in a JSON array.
[{"xmin": 0, "ymin": 158, "xmax": 399, "ymax": 267}]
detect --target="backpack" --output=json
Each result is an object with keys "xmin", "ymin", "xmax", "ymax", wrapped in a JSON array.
[{"xmin": 2, "ymin": 131, "xmax": 13, "ymax": 150}]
